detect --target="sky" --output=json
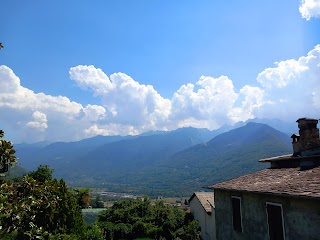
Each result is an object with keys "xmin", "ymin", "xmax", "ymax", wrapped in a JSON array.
[{"xmin": 0, "ymin": 0, "xmax": 320, "ymax": 143}]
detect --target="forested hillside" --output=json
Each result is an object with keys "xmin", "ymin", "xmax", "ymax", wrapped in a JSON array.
[
  {"xmin": 115, "ymin": 122, "xmax": 292, "ymax": 196},
  {"xmin": 15, "ymin": 127, "xmax": 218, "ymax": 185},
  {"xmin": 14, "ymin": 122, "xmax": 292, "ymax": 197}
]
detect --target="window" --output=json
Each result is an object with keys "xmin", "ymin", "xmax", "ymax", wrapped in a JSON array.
[
  {"xmin": 266, "ymin": 202, "xmax": 285, "ymax": 240},
  {"xmin": 231, "ymin": 196, "xmax": 243, "ymax": 232}
]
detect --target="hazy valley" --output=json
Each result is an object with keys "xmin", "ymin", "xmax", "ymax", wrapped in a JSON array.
[{"xmin": 14, "ymin": 118, "xmax": 293, "ymax": 197}]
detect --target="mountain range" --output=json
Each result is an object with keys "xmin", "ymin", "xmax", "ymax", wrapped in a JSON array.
[{"xmin": 14, "ymin": 118, "xmax": 294, "ymax": 197}]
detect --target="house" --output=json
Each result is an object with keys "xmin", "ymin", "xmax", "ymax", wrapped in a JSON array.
[
  {"xmin": 209, "ymin": 118, "xmax": 320, "ymax": 240},
  {"xmin": 189, "ymin": 192, "xmax": 216, "ymax": 240}
]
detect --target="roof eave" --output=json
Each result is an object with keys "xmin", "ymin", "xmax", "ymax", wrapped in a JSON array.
[{"xmin": 212, "ymin": 187, "xmax": 320, "ymax": 201}]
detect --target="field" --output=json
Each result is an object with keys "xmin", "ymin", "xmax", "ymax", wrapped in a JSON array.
[{"xmin": 82, "ymin": 208, "xmax": 105, "ymax": 224}]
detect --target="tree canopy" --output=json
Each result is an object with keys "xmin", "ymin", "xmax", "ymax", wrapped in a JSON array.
[
  {"xmin": 0, "ymin": 130, "xmax": 17, "ymax": 174},
  {"xmin": 73, "ymin": 188, "xmax": 91, "ymax": 209},
  {"xmin": 0, "ymin": 143, "xmax": 88, "ymax": 239},
  {"xmin": 0, "ymin": 175, "xmax": 86, "ymax": 239},
  {"xmin": 28, "ymin": 165, "xmax": 53, "ymax": 182},
  {"xmin": 97, "ymin": 198, "xmax": 201, "ymax": 240}
]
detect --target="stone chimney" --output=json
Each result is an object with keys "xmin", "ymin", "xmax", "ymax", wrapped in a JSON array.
[
  {"xmin": 260, "ymin": 118, "xmax": 320, "ymax": 169},
  {"xmin": 291, "ymin": 134, "xmax": 301, "ymax": 156},
  {"xmin": 296, "ymin": 118, "xmax": 320, "ymax": 156}
]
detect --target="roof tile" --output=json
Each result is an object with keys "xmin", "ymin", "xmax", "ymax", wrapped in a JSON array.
[
  {"xmin": 209, "ymin": 167, "xmax": 320, "ymax": 199},
  {"xmin": 190, "ymin": 192, "xmax": 214, "ymax": 212}
]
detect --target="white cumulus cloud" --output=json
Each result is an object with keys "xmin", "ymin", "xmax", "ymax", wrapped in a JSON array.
[
  {"xmin": 70, "ymin": 65, "xmax": 171, "ymax": 130},
  {"xmin": 257, "ymin": 59, "xmax": 308, "ymax": 89},
  {"xmin": 0, "ymin": 65, "xmax": 108, "ymax": 143},
  {"xmin": 299, "ymin": 0, "xmax": 320, "ymax": 20},
  {"xmin": 229, "ymin": 86, "xmax": 265, "ymax": 123},
  {"xmin": 254, "ymin": 44, "xmax": 320, "ymax": 120},
  {"xmin": 170, "ymin": 76, "xmax": 238, "ymax": 129},
  {"xmin": 1, "ymin": 43, "xmax": 319, "ymax": 143},
  {"xmin": 69, "ymin": 65, "xmax": 114, "ymax": 95},
  {"xmin": 26, "ymin": 111, "xmax": 48, "ymax": 131},
  {"xmin": 84, "ymin": 124, "xmax": 139, "ymax": 137}
]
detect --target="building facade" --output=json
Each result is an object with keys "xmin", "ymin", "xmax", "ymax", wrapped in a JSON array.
[
  {"xmin": 189, "ymin": 192, "xmax": 216, "ymax": 240},
  {"xmin": 210, "ymin": 118, "xmax": 320, "ymax": 240}
]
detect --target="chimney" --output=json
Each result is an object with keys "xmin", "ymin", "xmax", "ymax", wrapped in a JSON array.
[
  {"xmin": 296, "ymin": 118, "xmax": 320, "ymax": 156},
  {"xmin": 291, "ymin": 134, "xmax": 301, "ymax": 156}
]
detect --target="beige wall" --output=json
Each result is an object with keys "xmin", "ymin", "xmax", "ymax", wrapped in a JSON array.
[{"xmin": 190, "ymin": 197, "xmax": 216, "ymax": 240}]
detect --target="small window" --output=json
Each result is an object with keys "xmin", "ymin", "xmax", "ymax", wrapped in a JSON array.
[
  {"xmin": 231, "ymin": 196, "xmax": 243, "ymax": 232},
  {"xmin": 266, "ymin": 202, "xmax": 285, "ymax": 240}
]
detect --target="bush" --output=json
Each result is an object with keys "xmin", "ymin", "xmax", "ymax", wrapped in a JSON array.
[{"xmin": 0, "ymin": 176, "xmax": 86, "ymax": 239}]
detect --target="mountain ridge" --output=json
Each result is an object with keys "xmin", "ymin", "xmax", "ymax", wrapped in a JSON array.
[{"xmin": 14, "ymin": 120, "xmax": 293, "ymax": 196}]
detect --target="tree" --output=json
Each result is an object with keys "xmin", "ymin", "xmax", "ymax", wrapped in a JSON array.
[
  {"xmin": 174, "ymin": 220, "xmax": 201, "ymax": 240},
  {"xmin": 91, "ymin": 195, "xmax": 104, "ymax": 208},
  {"xmin": 28, "ymin": 165, "xmax": 53, "ymax": 182},
  {"xmin": 0, "ymin": 176, "xmax": 87, "ymax": 239},
  {"xmin": 73, "ymin": 188, "xmax": 91, "ymax": 208},
  {"xmin": 0, "ymin": 130, "xmax": 86, "ymax": 239},
  {"xmin": 0, "ymin": 130, "xmax": 17, "ymax": 174},
  {"xmin": 85, "ymin": 224, "xmax": 104, "ymax": 240}
]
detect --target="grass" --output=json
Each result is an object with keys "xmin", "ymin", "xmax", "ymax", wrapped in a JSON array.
[
  {"xmin": 81, "ymin": 208, "xmax": 106, "ymax": 224},
  {"xmin": 81, "ymin": 208, "xmax": 105, "ymax": 213}
]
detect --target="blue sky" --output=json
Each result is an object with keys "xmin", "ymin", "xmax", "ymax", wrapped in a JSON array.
[{"xmin": 1, "ymin": 0, "xmax": 320, "ymax": 143}]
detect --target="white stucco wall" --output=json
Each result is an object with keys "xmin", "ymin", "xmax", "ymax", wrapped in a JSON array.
[{"xmin": 190, "ymin": 197, "xmax": 216, "ymax": 240}]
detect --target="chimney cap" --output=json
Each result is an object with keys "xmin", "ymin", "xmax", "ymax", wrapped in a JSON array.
[
  {"xmin": 296, "ymin": 117, "xmax": 319, "ymax": 123},
  {"xmin": 291, "ymin": 134, "xmax": 300, "ymax": 138}
]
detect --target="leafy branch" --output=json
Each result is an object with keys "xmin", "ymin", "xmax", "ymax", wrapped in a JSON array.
[{"xmin": 0, "ymin": 130, "xmax": 17, "ymax": 174}]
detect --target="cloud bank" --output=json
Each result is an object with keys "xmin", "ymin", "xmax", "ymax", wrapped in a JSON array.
[
  {"xmin": 0, "ymin": 65, "xmax": 107, "ymax": 142},
  {"xmin": 299, "ymin": 0, "xmax": 320, "ymax": 20},
  {"xmin": 1, "ymin": 45, "xmax": 319, "ymax": 143}
]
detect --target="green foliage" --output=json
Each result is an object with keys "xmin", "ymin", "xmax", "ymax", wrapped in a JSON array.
[
  {"xmin": 85, "ymin": 224, "xmax": 104, "ymax": 240},
  {"xmin": 28, "ymin": 165, "xmax": 53, "ymax": 182},
  {"xmin": 73, "ymin": 188, "xmax": 91, "ymax": 208},
  {"xmin": 97, "ymin": 198, "xmax": 201, "ymax": 240},
  {"xmin": 49, "ymin": 233, "xmax": 81, "ymax": 240},
  {"xmin": 90, "ymin": 195, "xmax": 104, "ymax": 208},
  {"xmin": 0, "ymin": 176, "xmax": 86, "ymax": 239},
  {"xmin": 174, "ymin": 220, "xmax": 201, "ymax": 240},
  {"xmin": 0, "ymin": 130, "xmax": 17, "ymax": 174},
  {"xmin": 82, "ymin": 208, "xmax": 105, "ymax": 225}
]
